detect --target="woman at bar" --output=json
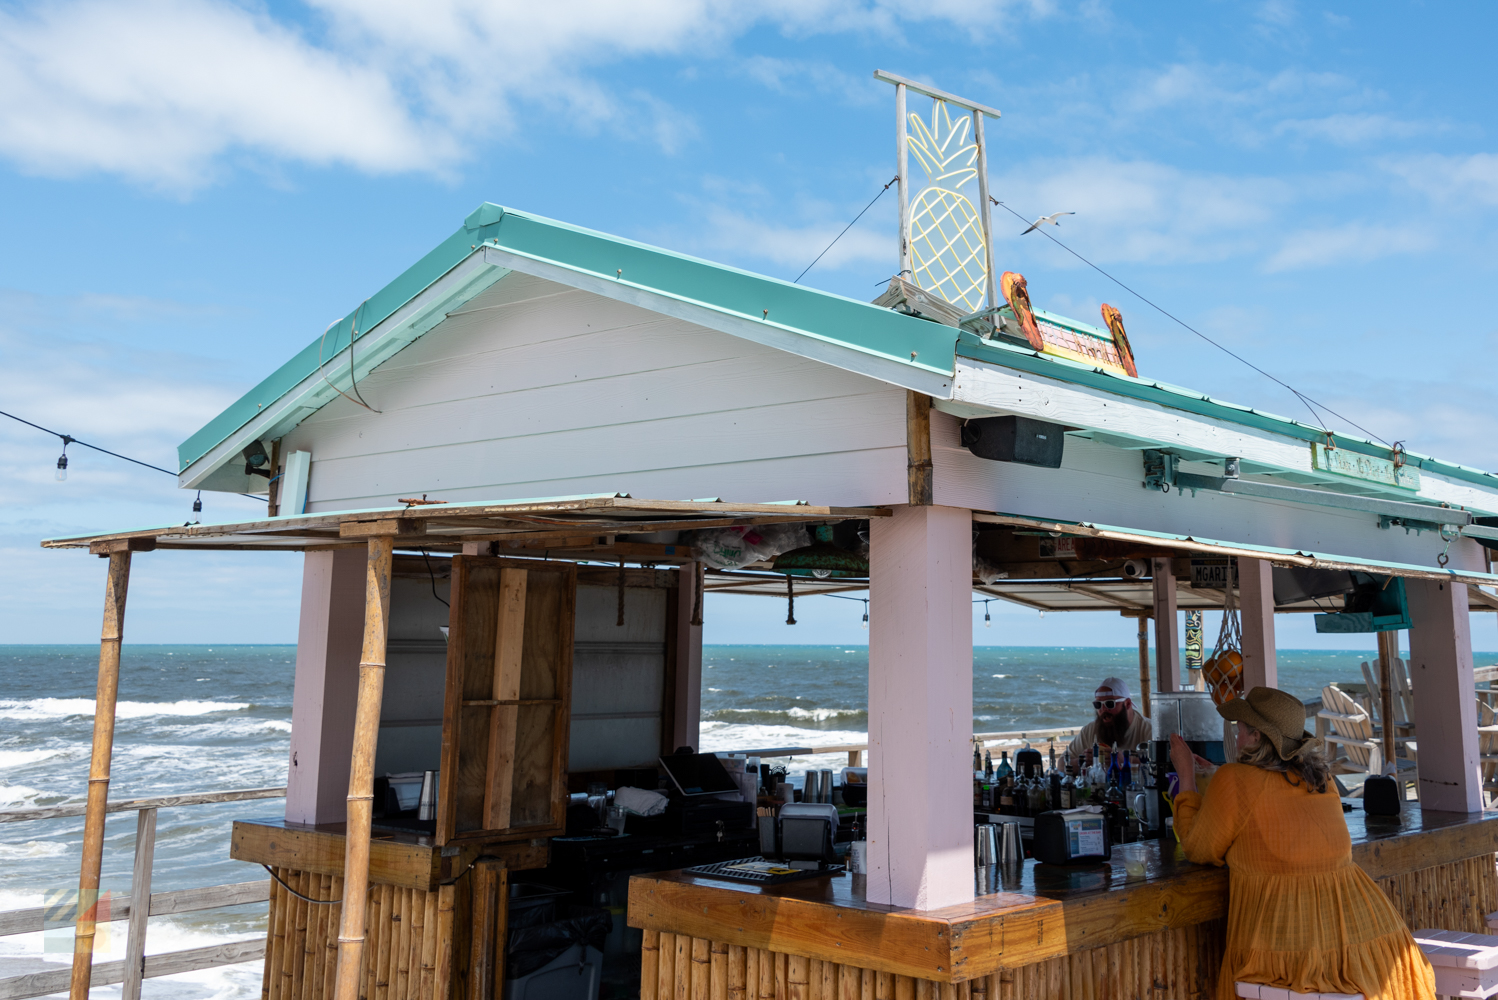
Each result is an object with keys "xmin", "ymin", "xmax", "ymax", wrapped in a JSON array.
[{"xmin": 1170, "ymin": 686, "xmax": 1435, "ymax": 1000}]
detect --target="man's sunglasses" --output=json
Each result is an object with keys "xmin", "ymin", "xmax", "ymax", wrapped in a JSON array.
[{"xmin": 1093, "ymin": 699, "xmax": 1123, "ymax": 710}]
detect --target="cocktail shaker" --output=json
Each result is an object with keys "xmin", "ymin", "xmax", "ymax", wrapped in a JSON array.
[{"xmin": 417, "ymin": 770, "xmax": 437, "ymax": 822}]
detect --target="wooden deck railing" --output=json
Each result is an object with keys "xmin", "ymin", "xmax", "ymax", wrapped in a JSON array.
[{"xmin": 0, "ymin": 786, "xmax": 287, "ymax": 1000}]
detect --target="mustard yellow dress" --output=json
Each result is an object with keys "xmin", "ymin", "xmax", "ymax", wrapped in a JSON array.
[{"xmin": 1174, "ymin": 762, "xmax": 1436, "ymax": 1000}]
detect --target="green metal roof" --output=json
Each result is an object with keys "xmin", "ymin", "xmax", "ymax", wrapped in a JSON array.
[{"xmin": 178, "ymin": 201, "xmax": 1498, "ymax": 497}]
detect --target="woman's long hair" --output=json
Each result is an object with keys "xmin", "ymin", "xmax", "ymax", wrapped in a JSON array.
[{"xmin": 1238, "ymin": 729, "xmax": 1331, "ymax": 793}]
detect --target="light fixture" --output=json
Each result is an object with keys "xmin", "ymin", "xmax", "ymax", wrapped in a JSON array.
[
  {"xmin": 861, "ymin": 600, "xmax": 869, "ymax": 629},
  {"xmin": 984, "ymin": 600, "xmax": 992, "ymax": 627},
  {"xmin": 55, "ymin": 436, "xmax": 73, "ymax": 481}
]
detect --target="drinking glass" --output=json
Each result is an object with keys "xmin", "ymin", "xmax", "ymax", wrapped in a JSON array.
[{"xmin": 587, "ymin": 782, "xmax": 608, "ymax": 827}]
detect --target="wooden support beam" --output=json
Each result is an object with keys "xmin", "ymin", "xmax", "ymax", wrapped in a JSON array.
[
  {"xmin": 906, "ymin": 391, "xmax": 933, "ymax": 506},
  {"xmin": 1151, "ymin": 559, "xmax": 1179, "ymax": 693},
  {"xmin": 88, "ymin": 538, "xmax": 155, "ymax": 556},
  {"xmin": 70, "ymin": 549, "xmax": 132, "ymax": 1000},
  {"xmin": 120, "ymin": 808, "xmax": 156, "ymax": 1000},
  {"xmin": 339, "ymin": 519, "xmax": 425, "ymax": 539},
  {"xmin": 1378, "ymin": 630, "xmax": 1399, "ymax": 771},
  {"xmin": 1239, "ymin": 557, "xmax": 1277, "ymax": 690},
  {"xmin": 482, "ymin": 569, "xmax": 527, "ymax": 831},
  {"xmin": 1134, "ymin": 615, "xmax": 1151, "ymax": 719},
  {"xmin": 332, "ymin": 535, "xmax": 394, "ymax": 1000}
]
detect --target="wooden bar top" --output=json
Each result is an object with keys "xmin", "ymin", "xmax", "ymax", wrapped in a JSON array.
[
  {"xmin": 627, "ymin": 805, "xmax": 1498, "ymax": 983},
  {"xmin": 230, "ymin": 817, "xmax": 548, "ymax": 891}
]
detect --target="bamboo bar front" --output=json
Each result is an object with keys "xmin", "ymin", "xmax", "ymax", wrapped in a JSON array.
[{"xmin": 629, "ymin": 806, "xmax": 1498, "ymax": 1000}]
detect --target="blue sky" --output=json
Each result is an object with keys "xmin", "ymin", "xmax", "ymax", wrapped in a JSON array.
[{"xmin": 2, "ymin": 0, "xmax": 1496, "ymax": 651}]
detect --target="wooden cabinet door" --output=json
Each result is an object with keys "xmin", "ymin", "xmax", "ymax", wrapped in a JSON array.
[{"xmin": 436, "ymin": 556, "xmax": 575, "ymax": 844}]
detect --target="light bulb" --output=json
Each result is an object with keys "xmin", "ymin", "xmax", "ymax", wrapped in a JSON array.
[
  {"xmin": 812, "ymin": 568, "xmax": 831, "ymax": 579},
  {"xmin": 55, "ymin": 453, "xmax": 68, "ymax": 481}
]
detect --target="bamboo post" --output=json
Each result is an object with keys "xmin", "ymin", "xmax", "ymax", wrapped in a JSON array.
[
  {"xmin": 1378, "ymin": 630, "xmax": 1399, "ymax": 774},
  {"xmin": 332, "ymin": 534, "xmax": 395, "ymax": 1000},
  {"xmin": 70, "ymin": 547, "xmax": 133, "ymax": 1000},
  {"xmin": 121, "ymin": 807, "xmax": 157, "ymax": 1000},
  {"xmin": 1135, "ymin": 614, "xmax": 1151, "ymax": 718}
]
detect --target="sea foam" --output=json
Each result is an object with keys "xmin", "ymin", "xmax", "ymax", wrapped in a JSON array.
[{"xmin": 0, "ymin": 699, "xmax": 249, "ymax": 721}]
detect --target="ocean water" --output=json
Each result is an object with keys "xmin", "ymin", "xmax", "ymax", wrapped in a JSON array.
[{"xmin": 0, "ymin": 643, "xmax": 1443, "ymax": 998}]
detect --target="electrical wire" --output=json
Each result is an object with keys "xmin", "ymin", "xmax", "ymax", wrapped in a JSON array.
[
  {"xmin": 794, "ymin": 177, "xmax": 899, "ymax": 284},
  {"xmin": 0, "ymin": 406, "xmax": 266, "ymax": 502},
  {"xmin": 988, "ymin": 198, "xmax": 1391, "ymax": 447},
  {"xmin": 262, "ymin": 864, "xmax": 341, "ymax": 904},
  {"xmin": 421, "ymin": 549, "xmax": 450, "ymax": 608}
]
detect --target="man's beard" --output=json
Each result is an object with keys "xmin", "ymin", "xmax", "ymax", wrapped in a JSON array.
[{"xmin": 1096, "ymin": 710, "xmax": 1129, "ymax": 747}]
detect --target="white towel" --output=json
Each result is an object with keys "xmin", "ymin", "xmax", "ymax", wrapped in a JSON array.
[{"xmin": 614, "ymin": 785, "xmax": 669, "ymax": 817}]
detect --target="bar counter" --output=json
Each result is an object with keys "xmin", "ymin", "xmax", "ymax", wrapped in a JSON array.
[
  {"xmin": 230, "ymin": 818, "xmax": 548, "ymax": 1000},
  {"xmin": 627, "ymin": 806, "xmax": 1498, "ymax": 1000}
]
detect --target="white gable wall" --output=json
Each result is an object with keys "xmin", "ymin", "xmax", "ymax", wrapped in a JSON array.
[{"xmin": 278, "ymin": 272, "xmax": 909, "ymax": 510}]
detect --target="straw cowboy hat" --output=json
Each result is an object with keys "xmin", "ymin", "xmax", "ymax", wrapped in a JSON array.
[{"xmin": 1218, "ymin": 686, "xmax": 1317, "ymax": 760}]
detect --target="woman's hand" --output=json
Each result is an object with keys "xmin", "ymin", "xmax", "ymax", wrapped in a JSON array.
[{"xmin": 1169, "ymin": 734, "xmax": 1198, "ymax": 794}]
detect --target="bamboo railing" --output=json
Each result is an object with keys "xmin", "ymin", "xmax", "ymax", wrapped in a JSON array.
[{"xmin": 0, "ymin": 786, "xmax": 286, "ymax": 1000}]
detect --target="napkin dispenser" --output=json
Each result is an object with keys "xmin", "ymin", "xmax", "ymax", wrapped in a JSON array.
[{"xmin": 1032, "ymin": 808, "xmax": 1112, "ymax": 865}]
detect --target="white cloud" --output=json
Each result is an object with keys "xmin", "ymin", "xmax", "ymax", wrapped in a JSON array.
[
  {"xmin": 1264, "ymin": 222, "xmax": 1434, "ymax": 272},
  {"xmin": 0, "ymin": 0, "xmax": 443, "ymax": 190},
  {"xmin": 988, "ymin": 157, "xmax": 1289, "ymax": 265},
  {"xmin": 0, "ymin": 0, "xmax": 1060, "ymax": 192},
  {"xmin": 1277, "ymin": 113, "xmax": 1442, "ymax": 145},
  {"xmin": 1384, "ymin": 153, "xmax": 1498, "ymax": 206}
]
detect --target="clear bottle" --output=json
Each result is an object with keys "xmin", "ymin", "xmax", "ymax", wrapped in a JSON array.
[
  {"xmin": 1028, "ymin": 771, "xmax": 1049, "ymax": 814},
  {"xmin": 1059, "ymin": 760, "xmax": 1076, "ymax": 809},
  {"xmin": 1126, "ymin": 753, "xmax": 1144, "ymax": 842},
  {"xmin": 984, "ymin": 749, "xmax": 994, "ymax": 783}
]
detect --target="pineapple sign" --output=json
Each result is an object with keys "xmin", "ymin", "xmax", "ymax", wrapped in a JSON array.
[{"xmin": 875, "ymin": 70, "xmax": 1001, "ymax": 314}]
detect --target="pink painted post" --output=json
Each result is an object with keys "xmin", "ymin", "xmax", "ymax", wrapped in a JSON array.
[
  {"xmin": 1152, "ymin": 559, "xmax": 1180, "ymax": 693},
  {"xmin": 1406, "ymin": 578, "xmax": 1482, "ymax": 812},
  {"xmin": 673, "ymin": 561, "xmax": 703, "ymax": 752},
  {"xmin": 285, "ymin": 548, "xmax": 366, "ymax": 824},
  {"xmin": 867, "ymin": 505, "xmax": 974, "ymax": 910},
  {"xmin": 1238, "ymin": 558, "xmax": 1277, "ymax": 690}
]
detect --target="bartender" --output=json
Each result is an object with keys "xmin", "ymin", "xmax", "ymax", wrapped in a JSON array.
[{"xmin": 1067, "ymin": 677, "xmax": 1152, "ymax": 758}]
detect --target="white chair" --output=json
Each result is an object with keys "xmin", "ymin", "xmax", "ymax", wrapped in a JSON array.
[
  {"xmin": 1412, "ymin": 927, "xmax": 1498, "ymax": 998},
  {"xmin": 1233, "ymin": 983, "xmax": 1362, "ymax": 999}
]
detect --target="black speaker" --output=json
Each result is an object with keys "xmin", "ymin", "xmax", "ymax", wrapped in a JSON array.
[
  {"xmin": 1363, "ymin": 775, "xmax": 1401, "ymax": 816},
  {"xmin": 961, "ymin": 416, "xmax": 1066, "ymax": 468}
]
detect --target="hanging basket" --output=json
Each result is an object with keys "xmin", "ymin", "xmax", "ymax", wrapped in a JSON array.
[{"xmin": 1203, "ymin": 561, "xmax": 1245, "ymax": 706}]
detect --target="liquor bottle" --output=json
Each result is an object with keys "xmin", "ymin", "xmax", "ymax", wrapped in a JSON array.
[
  {"xmin": 1090, "ymin": 743, "xmax": 1107, "ymax": 802},
  {"xmin": 973, "ymin": 742, "xmax": 982, "ymax": 775},
  {"xmin": 1104, "ymin": 760, "xmax": 1127, "ymax": 843},
  {"xmin": 1049, "ymin": 758, "xmax": 1063, "ymax": 811},
  {"xmin": 1059, "ymin": 761, "xmax": 1076, "ymax": 809},
  {"xmin": 1028, "ymin": 770, "xmax": 1049, "ymax": 815},
  {"xmin": 1126, "ymin": 753, "xmax": 1144, "ymax": 842},
  {"xmin": 984, "ymin": 749, "xmax": 994, "ymax": 783},
  {"xmin": 996, "ymin": 751, "xmax": 1013, "ymax": 783},
  {"xmin": 998, "ymin": 776, "xmax": 1014, "ymax": 815}
]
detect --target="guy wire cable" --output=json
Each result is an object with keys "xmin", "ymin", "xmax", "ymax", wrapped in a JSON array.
[{"xmin": 989, "ymin": 197, "xmax": 1390, "ymax": 447}]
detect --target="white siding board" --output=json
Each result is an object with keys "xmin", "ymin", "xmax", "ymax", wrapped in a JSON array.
[
  {"xmin": 292, "ymin": 348, "xmax": 888, "ymax": 464},
  {"xmin": 285, "ymin": 276, "xmax": 908, "ymax": 510},
  {"xmin": 948, "ymin": 357, "xmax": 1498, "ymax": 514},
  {"xmin": 932, "ymin": 410, "xmax": 1487, "ymax": 571}
]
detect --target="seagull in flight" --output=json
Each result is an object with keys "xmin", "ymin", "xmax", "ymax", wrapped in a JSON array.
[{"xmin": 1020, "ymin": 211, "xmax": 1075, "ymax": 235}]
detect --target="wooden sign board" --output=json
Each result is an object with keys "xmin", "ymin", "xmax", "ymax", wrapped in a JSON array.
[{"xmin": 1311, "ymin": 443, "xmax": 1420, "ymax": 491}]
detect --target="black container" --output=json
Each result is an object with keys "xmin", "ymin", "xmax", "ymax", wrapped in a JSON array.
[
  {"xmin": 1363, "ymin": 775, "xmax": 1402, "ymax": 816},
  {"xmin": 961, "ymin": 416, "xmax": 1066, "ymax": 468}
]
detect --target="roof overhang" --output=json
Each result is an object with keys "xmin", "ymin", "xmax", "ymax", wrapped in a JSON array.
[{"xmin": 43, "ymin": 495, "xmax": 887, "ymax": 553}]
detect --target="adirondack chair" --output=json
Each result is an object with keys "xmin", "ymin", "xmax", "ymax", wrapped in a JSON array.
[
  {"xmin": 1318, "ymin": 684, "xmax": 1384, "ymax": 783},
  {"xmin": 1478, "ymin": 701, "xmax": 1498, "ymax": 807},
  {"xmin": 1359, "ymin": 659, "xmax": 1417, "ymax": 740}
]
